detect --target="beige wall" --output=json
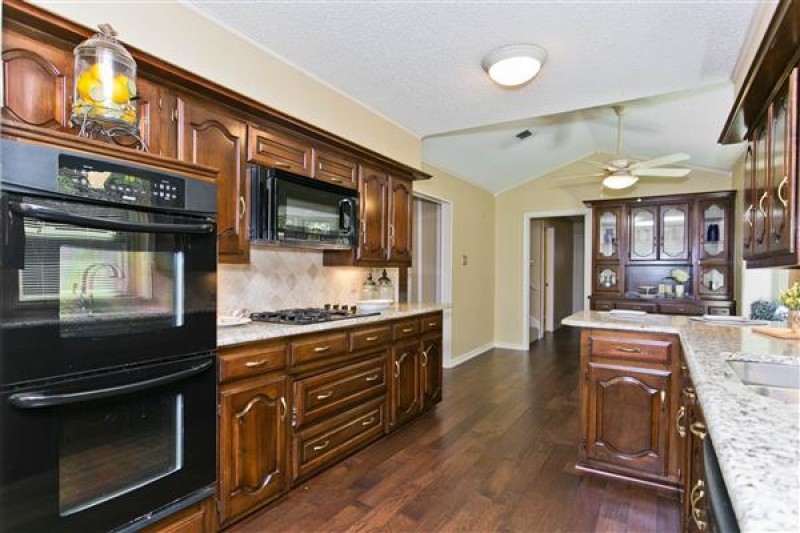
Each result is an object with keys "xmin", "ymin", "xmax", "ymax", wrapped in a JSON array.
[
  {"xmin": 416, "ymin": 164, "xmax": 495, "ymax": 361},
  {"xmin": 32, "ymin": 0, "xmax": 421, "ymax": 167},
  {"xmin": 494, "ymin": 153, "xmax": 734, "ymax": 347}
]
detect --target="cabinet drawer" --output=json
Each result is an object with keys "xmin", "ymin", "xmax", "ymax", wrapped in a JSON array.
[
  {"xmin": 292, "ymin": 398, "xmax": 384, "ymax": 481},
  {"xmin": 588, "ymin": 330, "xmax": 673, "ymax": 364},
  {"xmin": 315, "ymin": 149, "xmax": 358, "ymax": 189},
  {"xmin": 420, "ymin": 314, "xmax": 442, "ymax": 333},
  {"xmin": 393, "ymin": 319, "xmax": 420, "ymax": 339},
  {"xmin": 247, "ymin": 125, "xmax": 314, "ymax": 177},
  {"xmin": 592, "ymin": 300, "xmax": 615, "ymax": 311},
  {"xmin": 706, "ymin": 306, "xmax": 731, "ymax": 316},
  {"xmin": 350, "ymin": 325, "xmax": 392, "ymax": 352},
  {"xmin": 615, "ymin": 301, "xmax": 658, "ymax": 313},
  {"xmin": 219, "ymin": 343, "xmax": 286, "ymax": 384},
  {"xmin": 290, "ymin": 333, "xmax": 349, "ymax": 366},
  {"xmin": 658, "ymin": 302, "xmax": 704, "ymax": 316},
  {"xmin": 293, "ymin": 355, "xmax": 387, "ymax": 428}
]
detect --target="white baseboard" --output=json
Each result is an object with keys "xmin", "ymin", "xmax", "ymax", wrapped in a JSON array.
[
  {"xmin": 445, "ymin": 342, "xmax": 494, "ymax": 368},
  {"xmin": 493, "ymin": 342, "xmax": 529, "ymax": 351}
]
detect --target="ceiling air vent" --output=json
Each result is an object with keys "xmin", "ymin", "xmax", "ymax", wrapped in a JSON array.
[{"xmin": 515, "ymin": 129, "xmax": 533, "ymax": 140}]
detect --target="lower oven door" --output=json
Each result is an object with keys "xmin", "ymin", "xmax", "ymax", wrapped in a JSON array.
[
  {"xmin": 0, "ymin": 353, "xmax": 216, "ymax": 533},
  {"xmin": 0, "ymin": 193, "xmax": 217, "ymax": 384}
]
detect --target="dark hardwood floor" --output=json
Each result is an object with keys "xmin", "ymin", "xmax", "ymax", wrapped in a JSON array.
[{"xmin": 231, "ymin": 327, "xmax": 680, "ymax": 532}]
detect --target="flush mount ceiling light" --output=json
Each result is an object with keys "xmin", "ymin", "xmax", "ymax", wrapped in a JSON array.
[
  {"xmin": 602, "ymin": 171, "xmax": 639, "ymax": 190},
  {"xmin": 482, "ymin": 44, "xmax": 547, "ymax": 87}
]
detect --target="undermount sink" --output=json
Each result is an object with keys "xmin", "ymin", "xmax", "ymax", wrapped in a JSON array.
[{"xmin": 727, "ymin": 360, "xmax": 800, "ymax": 404}]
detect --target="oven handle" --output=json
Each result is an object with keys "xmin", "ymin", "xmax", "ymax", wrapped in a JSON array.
[
  {"xmin": 10, "ymin": 202, "xmax": 214, "ymax": 234},
  {"xmin": 8, "ymin": 359, "xmax": 213, "ymax": 409}
]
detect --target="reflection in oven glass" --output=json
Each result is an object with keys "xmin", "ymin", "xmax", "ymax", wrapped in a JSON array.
[{"xmin": 59, "ymin": 394, "xmax": 184, "ymax": 516}]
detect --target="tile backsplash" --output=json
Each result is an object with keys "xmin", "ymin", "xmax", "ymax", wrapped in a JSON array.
[{"xmin": 218, "ymin": 247, "xmax": 398, "ymax": 315}]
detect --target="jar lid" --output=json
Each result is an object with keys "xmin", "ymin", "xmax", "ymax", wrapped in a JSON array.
[{"xmin": 75, "ymin": 24, "xmax": 135, "ymax": 65}]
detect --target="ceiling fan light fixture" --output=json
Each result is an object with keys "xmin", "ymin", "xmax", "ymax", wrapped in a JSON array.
[
  {"xmin": 602, "ymin": 172, "xmax": 639, "ymax": 190},
  {"xmin": 482, "ymin": 44, "xmax": 547, "ymax": 87}
]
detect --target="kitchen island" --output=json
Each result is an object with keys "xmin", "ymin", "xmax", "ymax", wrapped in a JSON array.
[{"xmin": 563, "ymin": 310, "xmax": 800, "ymax": 533}]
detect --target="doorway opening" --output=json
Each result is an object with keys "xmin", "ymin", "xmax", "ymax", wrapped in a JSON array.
[
  {"xmin": 408, "ymin": 192, "xmax": 453, "ymax": 365},
  {"xmin": 525, "ymin": 210, "xmax": 590, "ymax": 346}
]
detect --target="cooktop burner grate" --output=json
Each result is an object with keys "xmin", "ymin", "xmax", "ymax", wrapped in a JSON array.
[{"xmin": 250, "ymin": 307, "xmax": 379, "ymax": 325}]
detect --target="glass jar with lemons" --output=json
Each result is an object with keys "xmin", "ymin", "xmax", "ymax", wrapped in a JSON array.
[{"xmin": 71, "ymin": 24, "xmax": 139, "ymax": 132}]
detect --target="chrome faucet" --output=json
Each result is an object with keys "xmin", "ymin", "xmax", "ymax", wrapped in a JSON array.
[{"xmin": 77, "ymin": 262, "xmax": 123, "ymax": 313}]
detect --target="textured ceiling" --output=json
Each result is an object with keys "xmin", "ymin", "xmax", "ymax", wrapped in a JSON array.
[
  {"xmin": 187, "ymin": 0, "xmax": 764, "ymax": 193},
  {"xmin": 423, "ymin": 84, "xmax": 743, "ymax": 194},
  {"xmin": 188, "ymin": 0, "xmax": 761, "ymax": 137}
]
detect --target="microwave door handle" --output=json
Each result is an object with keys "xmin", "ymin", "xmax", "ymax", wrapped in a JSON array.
[
  {"xmin": 8, "ymin": 359, "xmax": 213, "ymax": 409},
  {"xmin": 10, "ymin": 202, "xmax": 214, "ymax": 234},
  {"xmin": 339, "ymin": 198, "xmax": 355, "ymax": 233}
]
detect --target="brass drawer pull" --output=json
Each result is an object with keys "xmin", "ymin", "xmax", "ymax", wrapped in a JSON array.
[
  {"xmin": 315, "ymin": 391, "xmax": 334, "ymax": 400},
  {"xmin": 365, "ymin": 335, "xmax": 380, "ymax": 342},
  {"xmin": 615, "ymin": 346, "xmax": 641, "ymax": 353},
  {"xmin": 312, "ymin": 440, "xmax": 330, "ymax": 452},
  {"xmin": 244, "ymin": 359, "xmax": 267, "ymax": 368},
  {"xmin": 274, "ymin": 161, "xmax": 290, "ymax": 168},
  {"xmin": 675, "ymin": 406, "xmax": 687, "ymax": 438},
  {"xmin": 365, "ymin": 374, "xmax": 380, "ymax": 382},
  {"xmin": 280, "ymin": 396, "xmax": 287, "ymax": 421},
  {"xmin": 401, "ymin": 327, "xmax": 414, "ymax": 333},
  {"xmin": 428, "ymin": 322, "xmax": 438, "ymax": 327},
  {"xmin": 361, "ymin": 417, "xmax": 375, "ymax": 426},
  {"xmin": 328, "ymin": 177, "xmax": 343, "ymax": 183},
  {"xmin": 238, "ymin": 196, "xmax": 246, "ymax": 220},
  {"xmin": 683, "ymin": 387, "xmax": 696, "ymax": 403},
  {"xmin": 678, "ymin": 362, "xmax": 688, "ymax": 371},
  {"xmin": 314, "ymin": 345, "xmax": 332, "ymax": 353},
  {"xmin": 421, "ymin": 349, "xmax": 429, "ymax": 366},
  {"xmin": 690, "ymin": 421, "xmax": 707, "ymax": 440}
]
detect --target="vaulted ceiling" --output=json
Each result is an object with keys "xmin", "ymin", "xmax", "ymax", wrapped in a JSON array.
[{"xmin": 188, "ymin": 0, "xmax": 769, "ymax": 192}]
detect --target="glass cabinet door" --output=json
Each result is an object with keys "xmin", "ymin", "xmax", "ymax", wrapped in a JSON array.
[
  {"xmin": 699, "ymin": 200, "xmax": 729, "ymax": 261},
  {"xmin": 595, "ymin": 207, "xmax": 621, "ymax": 260},
  {"xmin": 769, "ymin": 69, "xmax": 796, "ymax": 254},
  {"xmin": 698, "ymin": 265, "xmax": 730, "ymax": 298},
  {"xmin": 752, "ymin": 121, "xmax": 769, "ymax": 255},
  {"xmin": 629, "ymin": 206, "xmax": 657, "ymax": 261},
  {"xmin": 660, "ymin": 204, "xmax": 689, "ymax": 260},
  {"xmin": 594, "ymin": 265, "xmax": 621, "ymax": 293},
  {"xmin": 742, "ymin": 144, "xmax": 755, "ymax": 259}
]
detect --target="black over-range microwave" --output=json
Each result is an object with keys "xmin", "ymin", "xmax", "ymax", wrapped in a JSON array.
[{"xmin": 250, "ymin": 166, "xmax": 358, "ymax": 250}]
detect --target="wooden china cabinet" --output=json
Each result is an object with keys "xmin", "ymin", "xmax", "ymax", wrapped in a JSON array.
[{"xmin": 587, "ymin": 191, "xmax": 736, "ymax": 316}]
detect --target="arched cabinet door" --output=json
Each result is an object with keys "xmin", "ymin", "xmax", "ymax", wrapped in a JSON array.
[
  {"xmin": 177, "ymin": 96, "xmax": 249, "ymax": 264},
  {"xmin": 586, "ymin": 362, "xmax": 670, "ymax": 476},
  {"xmin": 388, "ymin": 175, "xmax": 413, "ymax": 263},
  {"xmin": 218, "ymin": 375, "xmax": 288, "ymax": 526},
  {"xmin": 421, "ymin": 336, "xmax": 443, "ymax": 409}
]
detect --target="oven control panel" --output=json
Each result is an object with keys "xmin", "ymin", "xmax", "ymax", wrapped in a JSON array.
[{"xmin": 57, "ymin": 155, "xmax": 185, "ymax": 208}]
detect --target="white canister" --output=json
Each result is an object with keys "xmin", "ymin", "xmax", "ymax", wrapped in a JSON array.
[{"xmin": 675, "ymin": 284, "xmax": 685, "ymax": 298}]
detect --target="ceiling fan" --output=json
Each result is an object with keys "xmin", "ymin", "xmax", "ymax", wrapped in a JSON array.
[{"xmin": 555, "ymin": 105, "xmax": 691, "ymax": 189}]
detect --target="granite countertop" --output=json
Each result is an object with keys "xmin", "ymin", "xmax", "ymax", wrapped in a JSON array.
[
  {"xmin": 217, "ymin": 303, "xmax": 446, "ymax": 348},
  {"xmin": 563, "ymin": 310, "xmax": 800, "ymax": 533}
]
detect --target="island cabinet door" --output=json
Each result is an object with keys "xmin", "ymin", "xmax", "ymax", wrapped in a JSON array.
[
  {"xmin": 420, "ymin": 335, "xmax": 443, "ymax": 410},
  {"xmin": 218, "ymin": 375, "xmax": 288, "ymax": 526},
  {"xmin": 585, "ymin": 362, "xmax": 671, "ymax": 477}
]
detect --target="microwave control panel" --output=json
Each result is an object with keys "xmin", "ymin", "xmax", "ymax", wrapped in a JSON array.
[{"xmin": 57, "ymin": 155, "xmax": 185, "ymax": 209}]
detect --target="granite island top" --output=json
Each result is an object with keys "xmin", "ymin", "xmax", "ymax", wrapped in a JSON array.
[
  {"xmin": 563, "ymin": 310, "xmax": 800, "ymax": 533},
  {"xmin": 217, "ymin": 303, "xmax": 445, "ymax": 348}
]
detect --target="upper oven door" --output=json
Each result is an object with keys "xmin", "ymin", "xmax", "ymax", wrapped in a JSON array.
[
  {"xmin": 0, "ymin": 193, "xmax": 217, "ymax": 385},
  {"xmin": 267, "ymin": 171, "xmax": 358, "ymax": 250}
]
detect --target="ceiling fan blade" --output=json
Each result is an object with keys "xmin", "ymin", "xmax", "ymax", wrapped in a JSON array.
[
  {"xmin": 632, "ymin": 168, "xmax": 691, "ymax": 177},
  {"xmin": 548, "ymin": 172, "xmax": 607, "ymax": 181},
  {"xmin": 629, "ymin": 153, "xmax": 690, "ymax": 170}
]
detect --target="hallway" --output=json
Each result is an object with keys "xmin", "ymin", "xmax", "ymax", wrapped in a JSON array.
[{"xmin": 232, "ymin": 328, "xmax": 680, "ymax": 532}]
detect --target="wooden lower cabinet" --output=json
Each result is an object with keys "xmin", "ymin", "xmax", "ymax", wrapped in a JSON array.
[
  {"xmin": 143, "ymin": 498, "xmax": 216, "ymax": 533},
  {"xmin": 578, "ymin": 328, "xmax": 681, "ymax": 490},
  {"xmin": 390, "ymin": 338, "xmax": 422, "ymax": 429},
  {"xmin": 421, "ymin": 335, "xmax": 443, "ymax": 410},
  {"xmin": 218, "ymin": 374, "xmax": 289, "ymax": 527}
]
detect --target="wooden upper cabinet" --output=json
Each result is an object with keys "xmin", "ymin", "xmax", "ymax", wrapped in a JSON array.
[
  {"xmin": 388, "ymin": 175, "xmax": 413, "ymax": 263},
  {"xmin": 247, "ymin": 125, "xmax": 314, "ymax": 177},
  {"xmin": 2, "ymin": 29, "xmax": 72, "ymax": 131},
  {"xmin": 177, "ymin": 97, "xmax": 249, "ymax": 263},
  {"xmin": 752, "ymin": 121, "xmax": 770, "ymax": 256},
  {"xmin": 629, "ymin": 206, "xmax": 659, "ymax": 261},
  {"xmin": 659, "ymin": 203, "xmax": 690, "ymax": 261},
  {"xmin": 768, "ymin": 68, "xmax": 797, "ymax": 256},
  {"xmin": 218, "ymin": 375, "xmax": 288, "ymax": 526},
  {"xmin": 595, "ymin": 205, "xmax": 623, "ymax": 261},
  {"xmin": 357, "ymin": 164, "xmax": 389, "ymax": 262},
  {"xmin": 315, "ymin": 149, "xmax": 358, "ymax": 189},
  {"xmin": 586, "ymin": 362, "xmax": 671, "ymax": 476}
]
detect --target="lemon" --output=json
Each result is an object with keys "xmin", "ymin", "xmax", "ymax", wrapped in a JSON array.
[
  {"xmin": 111, "ymin": 74, "xmax": 132, "ymax": 104},
  {"xmin": 87, "ymin": 62, "xmax": 103, "ymax": 80},
  {"xmin": 87, "ymin": 83, "xmax": 106, "ymax": 103},
  {"xmin": 76, "ymin": 71, "xmax": 98, "ymax": 101}
]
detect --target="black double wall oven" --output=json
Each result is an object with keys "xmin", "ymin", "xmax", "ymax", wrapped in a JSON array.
[{"xmin": 0, "ymin": 140, "xmax": 218, "ymax": 532}]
